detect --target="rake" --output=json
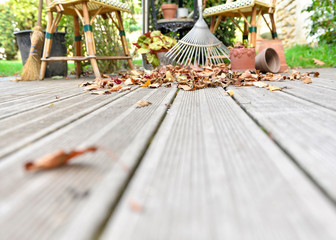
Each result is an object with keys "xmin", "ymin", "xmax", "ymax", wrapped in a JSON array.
[{"xmin": 165, "ymin": 0, "xmax": 230, "ymax": 66}]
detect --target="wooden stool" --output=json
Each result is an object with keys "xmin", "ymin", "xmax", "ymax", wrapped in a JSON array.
[
  {"xmin": 203, "ymin": 0, "xmax": 278, "ymax": 48},
  {"xmin": 40, "ymin": 0, "xmax": 134, "ymax": 80}
]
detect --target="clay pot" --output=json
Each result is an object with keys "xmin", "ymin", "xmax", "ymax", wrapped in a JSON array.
[
  {"xmin": 255, "ymin": 48, "xmax": 280, "ymax": 73},
  {"xmin": 161, "ymin": 4, "xmax": 178, "ymax": 19},
  {"xmin": 229, "ymin": 47, "xmax": 256, "ymax": 72},
  {"xmin": 256, "ymin": 39, "xmax": 288, "ymax": 72}
]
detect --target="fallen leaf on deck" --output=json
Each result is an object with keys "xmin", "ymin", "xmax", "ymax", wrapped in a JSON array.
[
  {"xmin": 124, "ymin": 78, "xmax": 134, "ymax": 85},
  {"xmin": 136, "ymin": 100, "xmax": 152, "ymax": 108},
  {"xmin": 129, "ymin": 200, "xmax": 144, "ymax": 212},
  {"xmin": 109, "ymin": 85, "xmax": 123, "ymax": 92},
  {"xmin": 268, "ymin": 85, "xmax": 282, "ymax": 91},
  {"xmin": 131, "ymin": 70, "xmax": 141, "ymax": 76},
  {"xmin": 226, "ymin": 90, "xmax": 234, "ymax": 97},
  {"xmin": 91, "ymin": 90, "xmax": 111, "ymax": 95},
  {"xmin": 313, "ymin": 58, "xmax": 325, "ymax": 66},
  {"xmin": 302, "ymin": 76, "xmax": 312, "ymax": 84},
  {"xmin": 149, "ymin": 83, "xmax": 161, "ymax": 88},
  {"xmin": 78, "ymin": 81, "xmax": 93, "ymax": 87},
  {"xmin": 118, "ymin": 87, "xmax": 131, "ymax": 92},
  {"xmin": 141, "ymin": 79, "xmax": 151, "ymax": 87},
  {"xmin": 84, "ymin": 85, "xmax": 100, "ymax": 91},
  {"xmin": 253, "ymin": 82, "xmax": 268, "ymax": 88},
  {"xmin": 178, "ymin": 84, "xmax": 194, "ymax": 91},
  {"xmin": 24, "ymin": 146, "xmax": 97, "ymax": 171}
]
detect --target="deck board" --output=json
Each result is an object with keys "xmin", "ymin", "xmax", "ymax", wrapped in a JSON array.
[
  {"xmin": 0, "ymin": 86, "xmax": 177, "ymax": 240},
  {"xmin": 98, "ymin": 88, "xmax": 336, "ymax": 240},
  {"xmin": 229, "ymin": 86, "xmax": 336, "ymax": 201}
]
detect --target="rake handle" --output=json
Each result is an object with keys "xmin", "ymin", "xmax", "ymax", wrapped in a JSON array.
[{"xmin": 198, "ymin": 0, "xmax": 203, "ymax": 20}]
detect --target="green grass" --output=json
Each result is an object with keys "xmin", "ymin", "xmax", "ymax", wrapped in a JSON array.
[
  {"xmin": 285, "ymin": 44, "xmax": 336, "ymax": 68},
  {"xmin": 0, "ymin": 60, "xmax": 22, "ymax": 77}
]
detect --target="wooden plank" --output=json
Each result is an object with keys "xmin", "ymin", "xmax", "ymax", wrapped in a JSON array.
[
  {"xmin": 0, "ymin": 86, "xmax": 177, "ymax": 240},
  {"xmin": 0, "ymin": 79, "xmax": 86, "ymax": 120},
  {"xmin": 0, "ymin": 87, "xmax": 139, "ymax": 159},
  {"xmin": 229, "ymin": 86, "xmax": 336, "ymax": 201},
  {"xmin": 92, "ymin": 88, "xmax": 336, "ymax": 240},
  {"xmin": 268, "ymin": 80, "xmax": 336, "ymax": 111}
]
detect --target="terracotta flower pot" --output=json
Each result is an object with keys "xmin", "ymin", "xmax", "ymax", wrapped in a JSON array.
[
  {"xmin": 255, "ymin": 48, "xmax": 280, "ymax": 73},
  {"xmin": 161, "ymin": 4, "xmax": 178, "ymax": 19},
  {"xmin": 229, "ymin": 47, "xmax": 256, "ymax": 72},
  {"xmin": 256, "ymin": 39, "xmax": 288, "ymax": 72}
]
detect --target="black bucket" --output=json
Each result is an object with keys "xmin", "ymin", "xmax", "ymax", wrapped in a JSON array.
[{"xmin": 14, "ymin": 26, "xmax": 68, "ymax": 77}]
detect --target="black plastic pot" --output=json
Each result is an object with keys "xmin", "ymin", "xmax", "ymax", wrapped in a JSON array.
[{"xmin": 14, "ymin": 26, "xmax": 68, "ymax": 77}]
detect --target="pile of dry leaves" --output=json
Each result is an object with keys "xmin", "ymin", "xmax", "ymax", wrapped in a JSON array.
[{"xmin": 79, "ymin": 64, "xmax": 319, "ymax": 94}]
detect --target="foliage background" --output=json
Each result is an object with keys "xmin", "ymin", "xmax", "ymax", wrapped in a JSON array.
[
  {"xmin": 303, "ymin": 0, "xmax": 336, "ymax": 46},
  {"xmin": 0, "ymin": 0, "xmax": 141, "ymax": 72}
]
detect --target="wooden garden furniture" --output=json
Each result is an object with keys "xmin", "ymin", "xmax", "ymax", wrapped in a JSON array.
[
  {"xmin": 203, "ymin": 0, "xmax": 278, "ymax": 48},
  {"xmin": 40, "ymin": 0, "xmax": 134, "ymax": 80}
]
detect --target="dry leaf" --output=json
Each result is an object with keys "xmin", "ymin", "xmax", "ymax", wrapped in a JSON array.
[
  {"xmin": 226, "ymin": 90, "xmax": 234, "ymax": 97},
  {"xmin": 91, "ymin": 90, "xmax": 111, "ymax": 95},
  {"xmin": 124, "ymin": 78, "xmax": 134, "ymax": 86},
  {"xmin": 84, "ymin": 85, "xmax": 100, "ymax": 91},
  {"xmin": 129, "ymin": 200, "xmax": 144, "ymax": 212},
  {"xmin": 268, "ymin": 85, "xmax": 281, "ymax": 91},
  {"xmin": 118, "ymin": 87, "xmax": 132, "ymax": 92},
  {"xmin": 149, "ymin": 83, "xmax": 161, "ymax": 88},
  {"xmin": 302, "ymin": 76, "xmax": 312, "ymax": 84},
  {"xmin": 253, "ymin": 82, "xmax": 268, "ymax": 88},
  {"xmin": 178, "ymin": 84, "xmax": 193, "ymax": 91},
  {"xmin": 109, "ymin": 85, "xmax": 123, "ymax": 92},
  {"xmin": 312, "ymin": 58, "xmax": 325, "ymax": 66},
  {"xmin": 78, "ymin": 81, "xmax": 93, "ymax": 87},
  {"xmin": 141, "ymin": 79, "xmax": 151, "ymax": 87},
  {"xmin": 136, "ymin": 100, "xmax": 152, "ymax": 108},
  {"xmin": 131, "ymin": 70, "xmax": 141, "ymax": 76},
  {"xmin": 24, "ymin": 146, "xmax": 97, "ymax": 171}
]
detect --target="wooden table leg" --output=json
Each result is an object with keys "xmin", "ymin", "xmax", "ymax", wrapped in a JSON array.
[
  {"xmin": 73, "ymin": 16, "xmax": 82, "ymax": 78},
  {"xmin": 243, "ymin": 20, "xmax": 248, "ymax": 43},
  {"xmin": 269, "ymin": 12, "xmax": 278, "ymax": 39},
  {"xmin": 82, "ymin": 1, "xmax": 101, "ymax": 79},
  {"xmin": 250, "ymin": 6, "xmax": 257, "ymax": 48},
  {"xmin": 115, "ymin": 11, "xmax": 134, "ymax": 70}
]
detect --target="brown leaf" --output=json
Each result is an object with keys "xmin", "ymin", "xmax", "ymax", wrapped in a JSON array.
[
  {"xmin": 253, "ymin": 81, "xmax": 268, "ymax": 88},
  {"xmin": 302, "ymin": 76, "xmax": 312, "ymax": 84},
  {"xmin": 178, "ymin": 84, "xmax": 194, "ymax": 91},
  {"xmin": 149, "ymin": 83, "xmax": 161, "ymax": 88},
  {"xmin": 78, "ymin": 82, "xmax": 93, "ymax": 87},
  {"xmin": 268, "ymin": 85, "xmax": 282, "ymax": 91},
  {"xmin": 312, "ymin": 58, "xmax": 325, "ymax": 65},
  {"xmin": 109, "ymin": 85, "xmax": 123, "ymax": 92},
  {"xmin": 91, "ymin": 90, "xmax": 112, "ymax": 95},
  {"xmin": 118, "ymin": 87, "xmax": 132, "ymax": 92},
  {"xmin": 24, "ymin": 146, "xmax": 97, "ymax": 171},
  {"xmin": 136, "ymin": 100, "xmax": 152, "ymax": 108},
  {"xmin": 84, "ymin": 85, "xmax": 100, "ymax": 91},
  {"xmin": 129, "ymin": 200, "xmax": 144, "ymax": 212}
]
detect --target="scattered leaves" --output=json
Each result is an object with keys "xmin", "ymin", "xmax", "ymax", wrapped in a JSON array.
[
  {"xmin": 141, "ymin": 79, "xmax": 151, "ymax": 87},
  {"xmin": 136, "ymin": 100, "xmax": 152, "ymax": 108},
  {"xmin": 109, "ymin": 85, "xmax": 123, "ymax": 92}
]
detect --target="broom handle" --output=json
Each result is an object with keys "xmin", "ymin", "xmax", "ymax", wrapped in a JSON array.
[{"xmin": 37, "ymin": 0, "xmax": 43, "ymax": 27}]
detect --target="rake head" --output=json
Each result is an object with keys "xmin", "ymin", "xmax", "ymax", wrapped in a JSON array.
[{"xmin": 165, "ymin": 17, "xmax": 230, "ymax": 66}]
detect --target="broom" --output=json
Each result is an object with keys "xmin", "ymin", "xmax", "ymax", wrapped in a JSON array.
[
  {"xmin": 20, "ymin": 0, "xmax": 44, "ymax": 81},
  {"xmin": 165, "ymin": 0, "xmax": 230, "ymax": 66}
]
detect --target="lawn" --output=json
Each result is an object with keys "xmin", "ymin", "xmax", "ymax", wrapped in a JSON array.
[
  {"xmin": 285, "ymin": 44, "xmax": 336, "ymax": 68},
  {"xmin": 0, "ymin": 59, "xmax": 143, "ymax": 77}
]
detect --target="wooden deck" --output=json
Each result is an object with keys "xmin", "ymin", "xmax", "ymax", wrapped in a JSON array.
[{"xmin": 0, "ymin": 68, "xmax": 335, "ymax": 240}]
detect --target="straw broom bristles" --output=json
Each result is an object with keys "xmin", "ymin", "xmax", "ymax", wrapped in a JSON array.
[{"xmin": 20, "ymin": 26, "xmax": 45, "ymax": 81}]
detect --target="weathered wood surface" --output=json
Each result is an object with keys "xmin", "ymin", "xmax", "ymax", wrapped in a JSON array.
[
  {"xmin": 0, "ymin": 68, "xmax": 335, "ymax": 240},
  {"xmin": 99, "ymin": 88, "xmax": 336, "ymax": 240},
  {"xmin": 229, "ymin": 84, "xmax": 336, "ymax": 201},
  {"xmin": 0, "ymin": 83, "xmax": 176, "ymax": 240}
]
